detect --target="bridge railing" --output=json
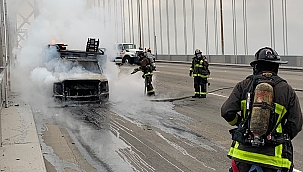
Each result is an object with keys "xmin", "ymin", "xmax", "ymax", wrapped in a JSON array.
[{"xmin": 0, "ymin": 67, "xmax": 6, "ymax": 145}]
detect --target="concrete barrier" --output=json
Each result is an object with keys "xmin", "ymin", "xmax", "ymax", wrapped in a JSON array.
[{"xmin": 155, "ymin": 55, "xmax": 303, "ymax": 69}]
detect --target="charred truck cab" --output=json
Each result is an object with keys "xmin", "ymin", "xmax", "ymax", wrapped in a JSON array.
[{"xmin": 49, "ymin": 38, "xmax": 109, "ymax": 104}]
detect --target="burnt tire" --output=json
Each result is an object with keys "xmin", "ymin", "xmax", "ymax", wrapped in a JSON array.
[{"xmin": 54, "ymin": 97, "xmax": 63, "ymax": 105}]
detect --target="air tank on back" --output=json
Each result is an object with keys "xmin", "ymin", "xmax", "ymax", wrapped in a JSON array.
[{"xmin": 250, "ymin": 82, "xmax": 274, "ymax": 146}]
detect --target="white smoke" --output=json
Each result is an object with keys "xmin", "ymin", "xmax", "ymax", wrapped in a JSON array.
[{"xmin": 11, "ymin": 0, "xmax": 123, "ymax": 108}]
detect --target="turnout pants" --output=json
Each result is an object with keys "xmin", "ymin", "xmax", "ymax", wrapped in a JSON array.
[
  {"xmin": 194, "ymin": 77, "xmax": 207, "ymax": 97},
  {"xmin": 230, "ymin": 160, "xmax": 285, "ymax": 172},
  {"xmin": 145, "ymin": 75, "xmax": 155, "ymax": 96}
]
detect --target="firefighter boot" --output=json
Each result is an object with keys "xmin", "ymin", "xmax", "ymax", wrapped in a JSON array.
[
  {"xmin": 147, "ymin": 91, "xmax": 155, "ymax": 96},
  {"xmin": 192, "ymin": 94, "xmax": 199, "ymax": 98},
  {"xmin": 199, "ymin": 94, "xmax": 206, "ymax": 98}
]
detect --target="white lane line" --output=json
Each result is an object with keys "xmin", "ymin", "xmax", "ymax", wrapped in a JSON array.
[
  {"xmin": 208, "ymin": 92, "xmax": 228, "ymax": 98},
  {"xmin": 156, "ymin": 131, "xmax": 216, "ymax": 171},
  {"xmin": 110, "ymin": 121, "xmax": 154, "ymax": 171},
  {"xmin": 110, "ymin": 120, "xmax": 184, "ymax": 171}
]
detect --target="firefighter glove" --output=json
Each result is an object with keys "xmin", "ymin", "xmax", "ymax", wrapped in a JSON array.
[
  {"xmin": 189, "ymin": 71, "xmax": 192, "ymax": 76},
  {"xmin": 131, "ymin": 68, "xmax": 138, "ymax": 74}
]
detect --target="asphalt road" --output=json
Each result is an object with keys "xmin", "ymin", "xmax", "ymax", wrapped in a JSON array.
[
  {"xmin": 34, "ymin": 62, "xmax": 303, "ymax": 172},
  {"xmin": 154, "ymin": 62, "xmax": 303, "ymax": 171}
]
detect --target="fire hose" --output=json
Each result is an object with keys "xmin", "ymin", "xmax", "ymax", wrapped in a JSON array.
[
  {"xmin": 150, "ymin": 86, "xmax": 234, "ymax": 102},
  {"xmin": 150, "ymin": 87, "xmax": 303, "ymax": 102}
]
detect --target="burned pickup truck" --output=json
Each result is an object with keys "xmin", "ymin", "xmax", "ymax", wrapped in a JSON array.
[{"xmin": 49, "ymin": 38, "xmax": 109, "ymax": 104}]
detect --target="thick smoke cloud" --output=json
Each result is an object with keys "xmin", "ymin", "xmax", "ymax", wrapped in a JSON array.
[{"xmin": 10, "ymin": 0, "xmax": 130, "ymax": 108}]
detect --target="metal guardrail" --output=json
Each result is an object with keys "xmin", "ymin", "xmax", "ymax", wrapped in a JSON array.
[{"xmin": 0, "ymin": 67, "xmax": 6, "ymax": 146}]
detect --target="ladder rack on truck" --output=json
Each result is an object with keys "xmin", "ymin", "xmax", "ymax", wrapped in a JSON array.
[
  {"xmin": 48, "ymin": 38, "xmax": 105, "ymax": 59},
  {"xmin": 86, "ymin": 38, "xmax": 100, "ymax": 53}
]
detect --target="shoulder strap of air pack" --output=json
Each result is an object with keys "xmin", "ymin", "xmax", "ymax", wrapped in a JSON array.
[
  {"xmin": 246, "ymin": 74, "xmax": 286, "ymax": 90},
  {"xmin": 147, "ymin": 57, "xmax": 152, "ymax": 65}
]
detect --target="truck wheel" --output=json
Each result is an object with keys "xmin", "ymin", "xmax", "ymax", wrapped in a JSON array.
[
  {"xmin": 122, "ymin": 56, "xmax": 133, "ymax": 65},
  {"xmin": 54, "ymin": 97, "xmax": 63, "ymax": 104}
]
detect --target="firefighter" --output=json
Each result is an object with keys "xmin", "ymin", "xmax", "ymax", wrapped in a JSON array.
[
  {"xmin": 221, "ymin": 47, "xmax": 302, "ymax": 172},
  {"xmin": 147, "ymin": 47, "xmax": 152, "ymax": 53},
  {"xmin": 189, "ymin": 49, "xmax": 210, "ymax": 98},
  {"xmin": 131, "ymin": 51, "xmax": 155, "ymax": 96}
]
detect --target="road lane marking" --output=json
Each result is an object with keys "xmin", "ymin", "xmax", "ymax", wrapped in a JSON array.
[
  {"xmin": 110, "ymin": 119, "xmax": 184, "ymax": 171},
  {"xmin": 156, "ymin": 131, "xmax": 216, "ymax": 171},
  {"xmin": 208, "ymin": 92, "xmax": 228, "ymax": 98}
]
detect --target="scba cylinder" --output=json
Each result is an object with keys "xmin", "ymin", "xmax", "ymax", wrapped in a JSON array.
[{"xmin": 250, "ymin": 82, "xmax": 274, "ymax": 142}]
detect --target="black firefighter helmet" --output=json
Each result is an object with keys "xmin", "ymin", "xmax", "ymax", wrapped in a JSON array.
[
  {"xmin": 194, "ymin": 49, "xmax": 202, "ymax": 55},
  {"xmin": 194, "ymin": 49, "xmax": 203, "ymax": 59},
  {"xmin": 250, "ymin": 47, "xmax": 288, "ymax": 67}
]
